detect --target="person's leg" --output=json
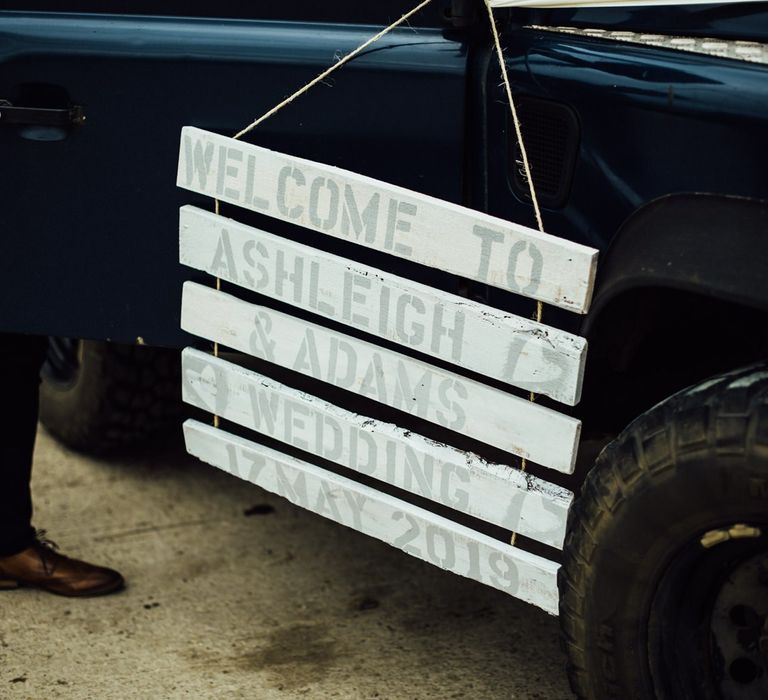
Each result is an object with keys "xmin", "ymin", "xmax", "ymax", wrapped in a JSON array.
[
  {"xmin": 0, "ymin": 333, "xmax": 48, "ymax": 556},
  {"xmin": 0, "ymin": 333, "xmax": 124, "ymax": 596}
]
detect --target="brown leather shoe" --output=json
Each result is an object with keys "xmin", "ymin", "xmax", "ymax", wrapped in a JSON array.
[{"xmin": 0, "ymin": 534, "xmax": 124, "ymax": 597}]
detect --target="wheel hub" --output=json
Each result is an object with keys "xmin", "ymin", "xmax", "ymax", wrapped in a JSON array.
[{"xmin": 710, "ymin": 553, "xmax": 768, "ymax": 698}]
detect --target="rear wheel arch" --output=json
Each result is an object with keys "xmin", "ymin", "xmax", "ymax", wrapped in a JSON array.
[
  {"xmin": 579, "ymin": 193, "xmax": 768, "ymax": 433},
  {"xmin": 585, "ymin": 192, "xmax": 768, "ymax": 329}
]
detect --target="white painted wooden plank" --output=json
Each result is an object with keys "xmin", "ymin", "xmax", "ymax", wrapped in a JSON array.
[
  {"xmin": 177, "ymin": 127, "xmax": 598, "ymax": 313},
  {"xmin": 182, "ymin": 349, "xmax": 573, "ymax": 548},
  {"xmin": 184, "ymin": 419, "xmax": 561, "ymax": 614},
  {"xmin": 182, "ymin": 281, "xmax": 582, "ymax": 473},
  {"xmin": 180, "ymin": 205, "xmax": 587, "ymax": 405}
]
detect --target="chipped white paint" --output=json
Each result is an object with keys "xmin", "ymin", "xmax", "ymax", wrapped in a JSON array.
[
  {"xmin": 182, "ymin": 349, "xmax": 573, "ymax": 547},
  {"xmin": 177, "ymin": 127, "xmax": 597, "ymax": 313},
  {"xmin": 180, "ymin": 206, "xmax": 588, "ymax": 405},
  {"xmin": 181, "ymin": 282, "xmax": 582, "ymax": 472},
  {"xmin": 184, "ymin": 420, "xmax": 561, "ymax": 614}
]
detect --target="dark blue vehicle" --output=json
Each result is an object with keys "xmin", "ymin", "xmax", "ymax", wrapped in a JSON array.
[{"xmin": 1, "ymin": 2, "xmax": 767, "ymax": 697}]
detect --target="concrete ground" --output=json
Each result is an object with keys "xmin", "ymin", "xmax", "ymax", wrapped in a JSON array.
[{"xmin": 1, "ymin": 427, "xmax": 574, "ymax": 699}]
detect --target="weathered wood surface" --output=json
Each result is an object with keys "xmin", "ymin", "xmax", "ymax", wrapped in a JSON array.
[
  {"xmin": 180, "ymin": 206, "xmax": 587, "ymax": 405},
  {"xmin": 177, "ymin": 127, "xmax": 598, "ymax": 313},
  {"xmin": 184, "ymin": 419, "xmax": 561, "ymax": 614},
  {"xmin": 182, "ymin": 282, "xmax": 582, "ymax": 473},
  {"xmin": 182, "ymin": 349, "xmax": 573, "ymax": 547}
]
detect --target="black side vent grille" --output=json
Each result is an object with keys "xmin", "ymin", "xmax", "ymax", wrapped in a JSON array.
[{"xmin": 509, "ymin": 97, "xmax": 579, "ymax": 209}]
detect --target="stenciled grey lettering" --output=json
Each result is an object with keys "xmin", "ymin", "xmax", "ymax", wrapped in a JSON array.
[
  {"xmin": 274, "ymin": 465, "xmax": 309, "ymax": 507},
  {"xmin": 275, "ymin": 249, "xmax": 304, "ymax": 303},
  {"xmin": 385, "ymin": 440, "xmax": 397, "ymax": 484},
  {"xmin": 384, "ymin": 199, "xmax": 416, "ymax": 256},
  {"xmin": 358, "ymin": 353, "xmax": 388, "ymax": 404},
  {"xmin": 391, "ymin": 511, "xmax": 421, "ymax": 556},
  {"xmin": 226, "ymin": 444, "xmax": 268, "ymax": 483},
  {"xmin": 210, "ymin": 228, "xmax": 238, "ymax": 283},
  {"xmin": 501, "ymin": 490, "xmax": 527, "ymax": 533},
  {"xmin": 349, "ymin": 428, "xmax": 377, "ymax": 477},
  {"xmin": 403, "ymin": 447, "xmax": 435, "ymax": 499},
  {"xmin": 318, "ymin": 414, "xmax": 344, "ymax": 463},
  {"xmin": 308, "ymin": 261, "xmax": 335, "ymax": 316},
  {"xmin": 465, "ymin": 540, "xmax": 482, "ymax": 580},
  {"xmin": 239, "ymin": 448, "xmax": 269, "ymax": 483},
  {"xmin": 393, "ymin": 363, "xmax": 431, "ymax": 418},
  {"xmin": 309, "ymin": 177, "xmax": 340, "ymax": 231},
  {"xmin": 488, "ymin": 551, "xmax": 520, "ymax": 594},
  {"xmin": 327, "ymin": 338, "xmax": 358, "ymax": 389},
  {"xmin": 224, "ymin": 443, "xmax": 240, "ymax": 478},
  {"xmin": 435, "ymin": 378, "xmax": 467, "ymax": 431},
  {"xmin": 472, "ymin": 225, "xmax": 504, "ymax": 282},
  {"xmin": 532, "ymin": 344, "xmax": 571, "ymax": 395},
  {"xmin": 431, "ymin": 306, "xmax": 465, "ymax": 362},
  {"xmin": 378, "ymin": 286, "xmax": 391, "ymax": 336},
  {"xmin": 293, "ymin": 329, "xmax": 323, "ymax": 379},
  {"xmin": 249, "ymin": 312, "xmax": 276, "ymax": 363},
  {"xmin": 342, "ymin": 272, "xmax": 372, "ymax": 328},
  {"xmin": 284, "ymin": 399, "xmax": 311, "ymax": 452},
  {"xmin": 183, "ymin": 353, "xmax": 230, "ymax": 416},
  {"xmin": 276, "ymin": 165, "xmax": 305, "ymax": 219},
  {"xmin": 502, "ymin": 337, "xmax": 528, "ymax": 386},
  {"xmin": 343, "ymin": 491, "xmax": 367, "ymax": 531},
  {"xmin": 244, "ymin": 154, "xmax": 270, "ymax": 211},
  {"xmin": 313, "ymin": 482, "xmax": 343, "ymax": 523},
  {"xmin": 503, "ymin": 336, "xmax": 570, "ymax": 394},
  {"xmin": 183, "ymin": 134, "xmax": 214, "ymax": 190},
  {"xmin": 506, "ymin": 241, "xmax": 544, "ymax": 296},
  {"xmin": 536, "ymin": 487, "xmax": 569, "ymax": 546},
  {"xmin": 247, "ymin": 384, "xmax": 280, "ymax": 436},
  {"xmin": 439, "ymin": 463, "xmax": 470, "ymax": 511},
  {"xmin": 216, "ymin": 146, "xmax": 243, "ymax": 200},
  {"xmin": 341, "ymin": 185, "xmax": 380, "ymax": 243},
  {"xmin": 395, "ymin": 294, "xmax": 426, "ymax": 347},
  {"xmin": 425, "ymin": 525, "xmax": 456, "ymax": 570},
  {"xmin": 242, "ymin": 240, "xmax": 269, "ymax": 290}
]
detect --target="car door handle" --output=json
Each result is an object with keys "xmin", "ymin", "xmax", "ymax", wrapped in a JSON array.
[{"xmin": 0, "ymin": 100, "xmax": 85, "ymax": 127}]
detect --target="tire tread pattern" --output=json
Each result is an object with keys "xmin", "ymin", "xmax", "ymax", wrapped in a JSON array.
[
  {"xmin": 559, "ymin": 363, "xmax": 768, "ymax": 699},
  {"xmin": 40, "ymin": 341, "xmax": 182, "ymax": 453}
]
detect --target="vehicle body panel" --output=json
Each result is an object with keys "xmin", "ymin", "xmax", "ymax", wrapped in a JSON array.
[
  {"xmin": 0, "ymin": 11, "xmax": 467, "ymax": 344},
  {"xmin": 474, "ymin": 7, "xmax": 768, "ymax": 333},
  {"xmin": 1, "ymin": 3, "xmax": 766, "ymax": 350}
]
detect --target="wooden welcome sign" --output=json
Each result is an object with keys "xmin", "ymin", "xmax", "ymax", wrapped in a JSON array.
[{"xmin": 177, "ymin": 127, "xmax": 598, "ymax": 615}]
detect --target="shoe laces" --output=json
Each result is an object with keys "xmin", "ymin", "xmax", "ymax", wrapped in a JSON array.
[
  {"xmin": 34, "ymin": 529, "xmax": 60, "ymax": 576},
  {"xmin": 34, "ymin": 529, "xmax": 60, "ymax": 552}
]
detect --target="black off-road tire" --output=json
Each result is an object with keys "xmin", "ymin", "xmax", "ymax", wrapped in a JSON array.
[
  {"xmin": 40, "ymin": 338, "xmax": 182, "ymax": 453},
  {"xmin": 560, "ymin": 363, "xmax": 768, "ymax": 699}
]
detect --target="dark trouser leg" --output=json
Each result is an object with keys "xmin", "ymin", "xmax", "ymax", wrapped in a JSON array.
[{"xmin": 0, "ymin": 333, "xmax": 48, "ymax": 557}]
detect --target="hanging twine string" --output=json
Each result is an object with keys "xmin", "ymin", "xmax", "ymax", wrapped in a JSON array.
[
  {"xmin": 485, "ymin": 1, "xmax": 544, "ymax": 237},
  {"xmin": 210, "ymin": 0, "xmax": 435, "ymax": 429},
  {"xmin": 212, "ymin": 198, "xmax": 222, "ymax": 428},
  {"xmin": 234, "ymin": 0, "xmax": 435, "ymax": 141},
  {"xmin": 210, "ymin": 0, "xmax": 545, "ymax": 553},
  {"xmin": 484, "ymin": 0, "xmax": 546, "ymax": 546}
]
